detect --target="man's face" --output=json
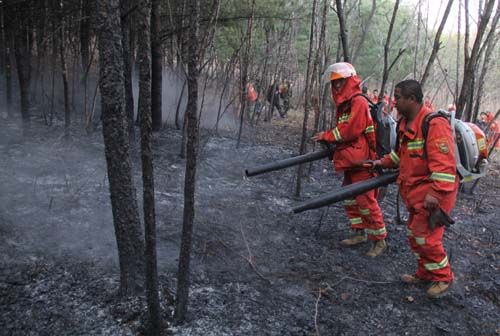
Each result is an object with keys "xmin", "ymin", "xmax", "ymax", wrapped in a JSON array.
[
  {"xmin": 331, "ymin": 78, "xmax": 346, "ymax": 93},
  {"xmin": 394, "ymin": 87, "xmax": 411, "ymax": 117}
]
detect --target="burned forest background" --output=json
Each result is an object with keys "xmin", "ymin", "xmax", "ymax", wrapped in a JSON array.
[{"xmin": 0, "ymin": 0, "xmax": 499, "ymax": 335}]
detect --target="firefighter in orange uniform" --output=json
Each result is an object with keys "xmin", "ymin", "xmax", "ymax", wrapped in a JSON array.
[
  {"xmin": 370, "ymin": 80, "xmax": 457, "ymax": 298},
  {"xmin": 312, "ymin": 62, "xmax": 387, "ymax": 257}
]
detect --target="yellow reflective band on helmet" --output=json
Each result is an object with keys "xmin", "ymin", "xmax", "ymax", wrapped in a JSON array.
[
  {"xmin": 414, "ymin": 253, "xmax": 420, "ymax": 260},
  {"xmin": 343, "ymin": 199, "xmax": 357, "ymax": 206},
  {"xmin": 430, "ymin": 172, "xmax": 456, "ymax": 183},
  {"xmin": 359, "ymin": 208, "xmax": 370, "ymax": 216},
  {"xmin": 390, "ymin": 151, "xmax": 400, "ymax": 164},
  {"xmin": 415, "ymin": 236, "xmax": 426, "ymax": 245},
  {"xmin": 331, "ymin": 127, "xmax": 342, "ymax": 141},
  {"xmin": 408, "ymin": 139, "xmax": 425, "ymax": 150},
  {"xmin": 407, "ymin": 228, "xmax": 413, "ymax": 237},
  {"xmin": 366, "ymin": 227, "xmax": 386, "ymax": 236},
  {"xmin": 365, "ymin": 125, "xmax": 375, "ymax": 134},
  {"xmin": 350, "ymin": 217, "xmax": 363, "ymax": 225},
  {"xmin": 478, "ymin": 138, "xmax": 486, "ymax": 150},
  {"xmin": 424, "ymin": 256, "xmax": 449, "ymax": 271}
]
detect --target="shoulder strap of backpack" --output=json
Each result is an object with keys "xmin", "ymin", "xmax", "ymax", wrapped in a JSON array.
[{"xmin": 421, "ymin": 110, "xmax": 451, "ymax": 159}]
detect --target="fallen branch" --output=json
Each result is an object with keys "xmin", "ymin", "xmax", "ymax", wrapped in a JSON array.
[{"xmin": 239, "ymin": 224, "xmax": 272, "ymax": 284}]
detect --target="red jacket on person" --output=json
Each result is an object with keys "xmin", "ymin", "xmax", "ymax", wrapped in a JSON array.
[{"xmin": 316, "ymin": 76, "xmax": 377, "ymax": 171}]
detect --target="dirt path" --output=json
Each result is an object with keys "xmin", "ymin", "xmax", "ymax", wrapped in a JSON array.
[{"xmin": 1, "ymin": 115, "xmax": 499, "ymax": 335}]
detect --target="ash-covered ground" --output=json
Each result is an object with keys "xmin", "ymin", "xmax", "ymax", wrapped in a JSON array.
[{"xmin": 0, "ymin": 113, "xmax": 499, "ymax": 336}]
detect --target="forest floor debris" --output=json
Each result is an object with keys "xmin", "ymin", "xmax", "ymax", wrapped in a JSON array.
[{"xmin": 1, "ymin": 113, "xmax": 499, "ymax": 335}]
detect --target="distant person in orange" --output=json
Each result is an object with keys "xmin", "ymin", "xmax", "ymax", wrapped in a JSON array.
[
  {"xmin": 484, "ymin": 111, "xmax": 500, "ymax": 149},
  {"xmin": 371, "ymin": 89, "xmax": 379, "ymax": 104}
]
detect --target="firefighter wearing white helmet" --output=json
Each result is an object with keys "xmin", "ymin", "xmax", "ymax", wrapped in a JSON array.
[{"xmin": 312, "ymin": 62, "xmax": 388, "ymax": 257}]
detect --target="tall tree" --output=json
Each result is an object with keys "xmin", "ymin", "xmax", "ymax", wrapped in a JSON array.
[
  {"xmin": 57, "ymin": 0, "xmax": 71, "ymax": 135},
  {"xmin": 420, "ymin": 0, "xmax": 454, "ymax": 88},
  {"xmin": 456, "ymin": 0, "xmax": 496, "ymax": 120},
  {"xmin": 236, "ymin": 0, "xmax": 256, "ymax": 148},
  {"xmin": 121, "ymin": 0, "xmax": 136, "ymax": 142},
  {"xmin": 96, "ymin": 0, "xmax": 145, "ymax": 295},
  {"xmin": 335, "ymin": 0, "xmax": 350, "ymax": 62},
  {"xmin": 11, "ymin": 1, "xmax": 33, "ymax": 134},
  {"xmin": 351, "ymin": 0, "xmax": 376, "ymax": 64},
  {"xmin": 379, "ymin": 0, "xmax": 402, "ymax": 101},
  {"xmin": 137, "ymin": 0, "xmax": 161, "ymax": 332},
  {"xmin": 294, "ymin": 0, "xmax": 317, "ymax": 198},
  {"xmin": 175, "ymin": 0, "xmax": 200, "ymax": 323},
  {"xmin": 151, "ymin": 0, "xmax": 163, "ymax": 131}
]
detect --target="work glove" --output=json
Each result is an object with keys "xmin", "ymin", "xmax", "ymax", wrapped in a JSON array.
[
  {"xmin": 429, "ymin": 208, "xmax": 455, "ymax": 230},
  {"xmin": 362, "ymin": 160, "xmax": 382, "ymax": 170},
  {"xmin": 423, "ymin": 193, "xmax": 439, "ymax": 210}
]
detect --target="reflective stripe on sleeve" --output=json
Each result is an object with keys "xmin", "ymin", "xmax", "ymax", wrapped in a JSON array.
[
  {"xmin": 331, "ymin": 127, "xmax": 342, "ymax": 141},
  {"xmin": 365, "ymin": 125, "xmax": 375, "ymax": 134},
  {"xmin": 390, "ymin": 151, "xmax": 400, "ymax": 164},
  {"xmin": 430, "ymin": 172, "xmax": 456, "ymax": 183},
  {"xmin": 408, "ymin": 139, "xmax": 425, "ymax": 150},
  {"xmin": 407, "ymin": 228, "xmax": 413, "ymax": 237},
  {"xmin": 359, "ymin": 208, "xmax": 370, "ymax": 216}
]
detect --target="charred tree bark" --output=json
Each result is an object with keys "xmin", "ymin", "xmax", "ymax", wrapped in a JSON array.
[
  {"xmin": 379, "ymin": 0, "xmax": 400, "ymax": 101},
  {"xmin": 96, "ymin": 0, "xmax": 145, "ymax": 296},
  {"xmin": 420, "ymin": 0, "xmax": 454, "ymax": 88},
  {"xmin": 151, "ymin": 0, "xmax": 163, "ymax": 131},
  {"xmin": 57, "ymin": 0, "xmax": 71, "ymax": 135},
  {"xmin": 335, "ymin": 0, "xmax": 350, "ymax": 62},
  {"xmin": 1, "ymin": 6, "xmax": 12, "ymax": 117},
  {"xmin": 472, "ymin": 4, "xmax": 500, "ymax": 122},
  {"xmin": 456, "ymin": 0, "xmax": 496, "ymax": 120},
  {"xmin": 12, "ymin": 2, "xmax": 33, "ymax": 134},
  {"xmin": 236, "ymin": 0, "xmax": 256, "ymax": 148},
  {"xmin": 121, "ymin": 0, "xmax": 136, "ymax": 142},
  {"xmin": 351, "ymin": 0, "xmax": 375, "ymax": 64},
  {"xmin": 175, "ymin": 0, "xmax": 199, "ymax": 324},
  {"xmin": 294, "ymin": 0, "xmax": 317, "ymax": 198},
  {"xmin": 137, "ymin": 0, "xmax": 161, "ymax": 333}
]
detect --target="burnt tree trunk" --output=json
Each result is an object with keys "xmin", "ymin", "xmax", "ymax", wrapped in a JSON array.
[
  {"xmin": 236, "ymin": 0, "xmax": 256, "ymax": 148},
  {"xmin": 420, "ymin": 0, "xmax": 454, "ymax": 88},
  {"xmin": 379, "ymin": 0, "xmax": 400, "ymax": 101},
  {"xmin": 456, "ymin": 0, "xmax": 496, "ymax": 120},
  {"xmin": 121, "ymin": 0, "xmax": 136, "ymax": 142},
  {"xmin": 12, "ymin": 3, "xmax": 33, "ymax": 134},
  {"xmin": 137, "ymin": 0, "xmax": 161, "ymax": 333},
  {"xmin": 473, "ymin": 5, "xmax": 500, "ymax": 122},
  {"xmin": 352, "ymin": 0, "xmax": 376, "ymax": 64},
  {"xmin": 151, "ymin": 0, "xmax": 163, "ymax": 131},
  {"xmin": 96, "ymin": 0, "xmax": 145, "ymax": 296},
  {"xmin": 1, "ymin": 6, "xmax": 13, "ymax": 117},
  {"xmin": 294, "ymin": 0, "xmax": 317, "ymax": 198},
  {"xmin": 175, "ymin": 0, "xmax": 199, "ymax": 324},
  {"xmin": 335, "ymin": 0, "xmax": 350, "ymax": 62},
  {"xmin": 57, "ymin": 0, "xmax": 71, "ymax": 135}
]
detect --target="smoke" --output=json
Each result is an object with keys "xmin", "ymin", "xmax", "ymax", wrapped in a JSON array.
[{"xmin": 132, "ymin": 69, "xmax": 239, "ymax": 132}]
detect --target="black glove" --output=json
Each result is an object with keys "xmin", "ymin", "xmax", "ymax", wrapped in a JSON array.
[{"xmin": 429, "ymin": 208, "xmax": 455, "ymax": 230}]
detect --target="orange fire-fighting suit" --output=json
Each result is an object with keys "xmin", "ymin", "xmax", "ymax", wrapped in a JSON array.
[
  {"xmin": 380, "ymin": 105, "xmax": 457, "ymax": 282},
  {"xmin": 316, "ymin": 75, "xmax": 386, "ymax": 241},
  {"xmin": 484, "ymin": 112, "xmax": 500, "ymax": 149}
]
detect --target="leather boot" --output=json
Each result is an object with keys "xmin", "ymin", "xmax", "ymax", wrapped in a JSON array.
[
  {"xmin": 340, "ymin": 230, "xmax": 367, "ymax": 246},
  {"xmin": 427, "ymin": 281, "xmax": 452, "ymax": 298},
  {"xmin": 366, "ymin": 239, "xmax": 386, "ymax": 257}
]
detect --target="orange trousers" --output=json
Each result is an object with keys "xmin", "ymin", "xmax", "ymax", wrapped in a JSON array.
[{"xmin": 342, "ymin": 170, "xmax": 387, "ymax": 241}]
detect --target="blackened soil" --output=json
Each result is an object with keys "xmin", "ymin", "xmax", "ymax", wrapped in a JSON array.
[{"xmin": 1, "ymin": 113, "xmax": 499, "ymax": 336}]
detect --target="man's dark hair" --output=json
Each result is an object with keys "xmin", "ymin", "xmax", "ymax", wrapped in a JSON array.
[
  {"xmin": 396, "ymin": 80, "xmax": 423, "ymax": 103},
  {"xmin": 362, "ymin": 86, "xmax": 368, "ymax": 94}
]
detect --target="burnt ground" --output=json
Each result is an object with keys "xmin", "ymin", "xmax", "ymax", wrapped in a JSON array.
[{"xmin": 0, "ymin": 112, "xmax": 499, "ymax": 336}]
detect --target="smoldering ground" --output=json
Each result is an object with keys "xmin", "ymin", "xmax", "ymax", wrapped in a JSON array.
[{"xmin": 1, "ymin": 98, "xmax": 499, "ymax": 335}]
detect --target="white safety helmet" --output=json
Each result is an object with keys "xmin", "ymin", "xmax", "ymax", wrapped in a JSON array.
[{"xmin": 322, "ymin": 62, "xmax": 357, "ymax": 84}]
